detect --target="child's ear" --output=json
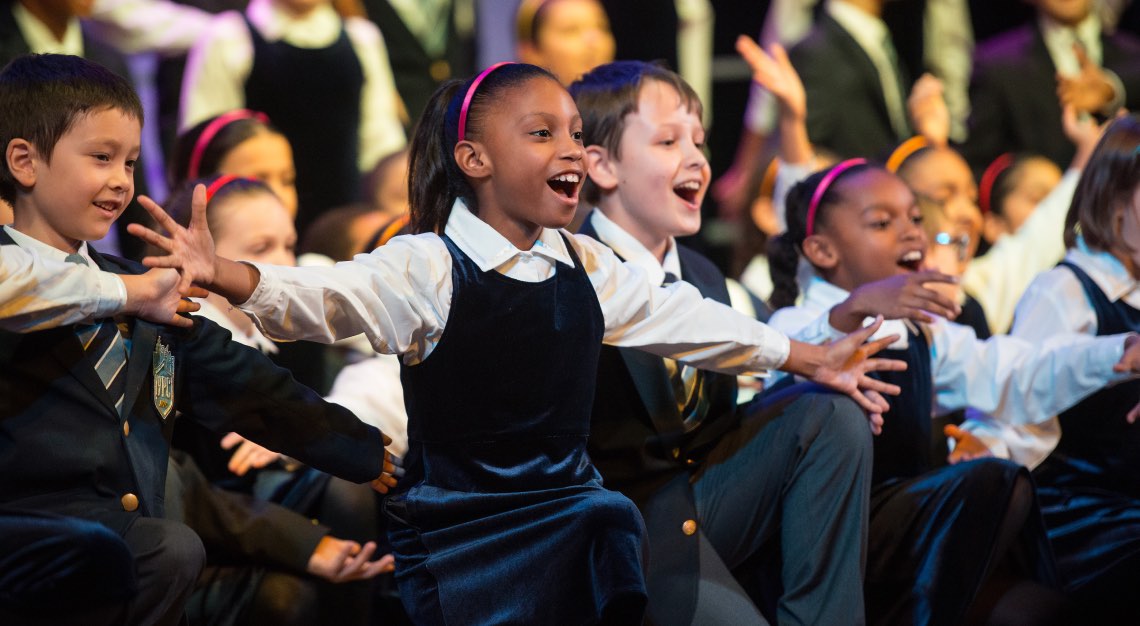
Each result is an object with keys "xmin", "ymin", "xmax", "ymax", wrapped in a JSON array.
[
  {"xmin": 585, "ymin": 146, "xmax": 619, "ymax": 193},
  {"xmin": 801, "ymin": 234, "xmax": 840, "ymax": 270},
  {"xmin": 6, "ymin": 139, "xmax": 37, "ymax": 187},
  {"xmin": 454, "ymin": 140, "xmax": 490, "ymax": 178}
]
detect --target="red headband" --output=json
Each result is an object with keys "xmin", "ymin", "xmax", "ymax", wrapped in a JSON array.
[
  {"xmin": 978, "ymin": 152, "xmax": 1015, "ymax": 215},
  {"xmin": 458, "ymin": 62, "xmax": 513, "ymax": 142},
  {"xmin": 187, "ymin": 109, "xmax": 269, "ymax": 180},
  {"xmin": 205, "ymin": 174, "xmax": 256, "ymax": 203},
  {"xmin": 806, "ymin": 158, "xmax": 866, "ymax": 237}
]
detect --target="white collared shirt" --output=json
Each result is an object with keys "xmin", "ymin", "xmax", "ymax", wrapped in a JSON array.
[
  {"xmin": 180, "ymin": 0, "xmax": 405, "ymax": 172},
  {"xmin": 962, "ymin": 168, "xmax": 1080, "ymax": 334},
  {"xmin": 766, "ymin": 272, "xmax": 1131, "ymax": 428},
  {"xmin": 0, "ymin": 226, "xmax": 127, "ymax": 331},
  {"xmin": 240, "ymin": 199, "xmax": 791, "ymax": 372},
  {"xmin": 588, "ymin": 209, "xmax": 681, "ymax": 286},
  {"xmin": 193, "ymin": 298, "xmax": 277, "ymax": 354},
  {"xmin": 87, "ymin": 0, "xmax": 213, "ymax": 55},
  {"xmin": 12, "ymin": 3, "xmax": 83, "ymax": 55},
  {"xmin": 964, "ymin": 239, "xmax": 1140, "ymax": 468}
]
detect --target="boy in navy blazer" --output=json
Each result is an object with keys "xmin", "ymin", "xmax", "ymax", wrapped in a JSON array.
[
  {"xmin": 572, "ymin": 61, "xmax": 875, "ymax": 626},
  {"xmin": 0, "ymin": 53, "xmax": 398, "ymax": 626}
]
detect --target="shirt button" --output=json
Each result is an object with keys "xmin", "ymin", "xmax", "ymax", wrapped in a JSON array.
[
  {"xmin": 122, "ymin": 421, "xmax": 130, "ymax": 437},
  {"xmin": 121, "ymin": 493, "xmax": 139, "ymax": 512},
  {"xmin": 682, "ymin": 519, "xmax": 697, "ymax": 536}
]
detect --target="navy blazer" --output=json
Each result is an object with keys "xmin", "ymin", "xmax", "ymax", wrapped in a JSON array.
[
  {"xmin": 0, "ymin": 234, "xmax": 386, "ymax": 536},
  {"xmin": 789, "ymin": 13, "xmax": 911, "ymax": 159},
  {"xmin": 579, "ymin": 215, "xmax": 742, "ymax": 625},
  {"xmin": 964, "ymin": 23, "xmax": 1140, "ymax": 172}
]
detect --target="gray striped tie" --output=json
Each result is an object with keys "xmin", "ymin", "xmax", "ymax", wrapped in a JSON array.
[{"xmin": 66, "ymin": 254, "xmax": 128, "ymax": 414}]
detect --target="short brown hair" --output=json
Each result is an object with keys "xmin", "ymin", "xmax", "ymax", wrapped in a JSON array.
[
  {"xmin": 0, "ymin": 54, "xmax": 143, "ymax": 205},
  {"xmin": 1063, "ymin": 114, "xmax": 1140, "ymax": 251},
  {"xmin": 569, "ymin": 60, "xmax": 702, "ymax": 205}
]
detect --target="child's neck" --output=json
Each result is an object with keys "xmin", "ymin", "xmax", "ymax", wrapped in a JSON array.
[
  {"xmin": 597, "ymin": 201, "xmax": 671, "ymax": 265},
  {"xmin": 19, "ymin": 0, "xmax": 73, "ymax": 42},
  {"xmin": 11, "ymin": 209, "xmax": 81, "ymax": 254}
]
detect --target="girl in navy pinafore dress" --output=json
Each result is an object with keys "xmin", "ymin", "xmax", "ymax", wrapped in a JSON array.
[
  {"xmin": 137, "ymin": 63, "xmax": 913, "ymax": 625},
  {"xmin": 998, "ymin": 115, "xmax": 1140, "ymax": 622}
]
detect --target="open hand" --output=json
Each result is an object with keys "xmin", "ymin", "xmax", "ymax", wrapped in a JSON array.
[
  {"xmin": 830, "ymin": 271, "xmax": 961, "ymax": 333},
  {"xmin": 306, "ymin": 536, "xmax": 395, "ymax": 582},
  {"xmin": 127, "ymin": 184, "xmax": 217, "ymax": 295},
  {"xmin": 220, "ymin": 432, "xmax": 282, "ymax": 476},
  {"xmin": 945, "ymin": 424, "xmax": 994, "ymax": 464},
  {"xmin": 792, "ymin": 316, "xmax": 908, "ymax": 414},
  {"xmin": 736, "ymin": 36, "xmax": 806, "ymax": 123}
]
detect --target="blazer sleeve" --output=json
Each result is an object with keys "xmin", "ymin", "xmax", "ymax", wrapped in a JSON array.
[{"xmin": 174, "ymin": 317, "xmax": 387, "ymax": 484}]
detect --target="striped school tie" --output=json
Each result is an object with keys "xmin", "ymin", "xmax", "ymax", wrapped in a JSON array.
[
  {"xmin": 66, "ymin": 254, "xmax": 128, "ymax": 414},
  {"xmin": 661, "ymin": 272, "xmax": 706, "ymax": 430}
]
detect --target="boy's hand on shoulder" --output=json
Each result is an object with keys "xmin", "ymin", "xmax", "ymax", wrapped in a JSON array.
[
  {"xmin": 128, "ymin": 185, "xmax": 218, "ymax": 294},
  {"xmin": 307, "ymin": 536, "xmax": 395, "ymax": 582},
  {"xmin": 944, "ymin": 424, "xmax": 994, "ymax": 464},
  {"xmin": 831, "ymin": 271, "xmax": 961, "ymax": 333},
  {"xmin": 120, "ymin": 269, "xmax": 207, "ymax": 329}
]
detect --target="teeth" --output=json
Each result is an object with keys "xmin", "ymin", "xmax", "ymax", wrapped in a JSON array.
[
  {"xmin": 551, "ymin": 173, "xmax": 580, "ymax": 183},
  {"xmin": 674, "ymin": 181, "xmax": 700, "ymax": 190},
  {"xmin": 900, "ymin": 251, "xmax": 922, "ymax": 262}
]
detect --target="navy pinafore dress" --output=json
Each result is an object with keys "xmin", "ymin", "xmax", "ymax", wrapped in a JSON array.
[
  {"xmin": 864, "ymin": 325, "xmax": 1057, "ymax": 626},
  {"xmin": 386, "ymin": 234, "xmax": 647, "ymax": 625},
  {"xmin": 1032, "ymin": 261, "xmax": 1140, "ymax": 613}
]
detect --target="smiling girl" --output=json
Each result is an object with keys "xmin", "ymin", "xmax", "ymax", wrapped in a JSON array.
[{"xmin": 135, "ymin": 62, "xmax": 906, "ymax": 624}]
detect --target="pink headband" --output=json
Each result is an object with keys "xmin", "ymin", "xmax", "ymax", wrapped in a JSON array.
[
  {"xmin": 205, "ymin": 174, "xmax": 256, "ymax": 203},
  {"xmin": 978, "ymin": 152, "xmax": 1014, "ymax": 215},
  {"xmin": 187, "ymin": 109, "xmax": 269, "ymax": 180},
  {"xmin": 806, "ymin": 158, "xmax": 866, "ymax": 237},
  {"xmin": 458, "ymin": 62, "xmax": 513, "ymax": 142}
]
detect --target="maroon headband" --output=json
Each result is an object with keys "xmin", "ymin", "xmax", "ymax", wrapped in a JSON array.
[{"xmin": 978, "ymin": 152, "xmax": 1015, "ymax": 215}]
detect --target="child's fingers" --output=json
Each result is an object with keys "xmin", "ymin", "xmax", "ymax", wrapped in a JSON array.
[
  {"xmin": 1127, "ymin": 401, "xmax": 1140, "ymax": 424},
  {"xmin": 943, "ymin": 424, "xmax": 964, "ymax": 440},
  {"xmin": 868, "ymin": 413, "xmax": 884, "ymax": 435},
  {"xmin": 860, "ymin": 333, "xmax": 902, "ymax": 358},
  {"xmin": 219, "ymin": 431, "xmax": 243, "ymax": 450},
  {"xmin": 858, "ymin": 374, "xmax": 901, "ymax": 397},
  {"xmin": 140, "ymin": 255, "xmax": 182, "ymax": 270},
  {"xmin": 127, "ymin": 223, "xmax": 175, "ymax": 253},
  {"xmin": 769, "ymin": 42, "xmax": 792, "ymax": 71},
  {"xmin": 188, "ymin": 185, "xmax": 209, "ymax": 230},
  {"xmin": 167, "ymin": 314, "xmax": 195, "ymax": 329},
  {"xmin": 175, "ymin": 299, "xmax": 201, "ymax": 315},
  {"xmin": 136, "ymin": 195, "xmax": 180, "ymax": 232}
]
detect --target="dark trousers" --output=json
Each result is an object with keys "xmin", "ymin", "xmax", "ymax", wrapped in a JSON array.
[
  {"xmin": 690, "ymin": 388, "xmax": 873, "ymax": 625},
  {"xmin": 122, "ymin": 516, "xmax": 207, "ymax": 626},
  {"xmin": 0, "ymin": 511, "xmax": 135, "ymax": 625}
]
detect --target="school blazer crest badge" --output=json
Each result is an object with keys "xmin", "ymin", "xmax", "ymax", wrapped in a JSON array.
[{"xmin": 152, "ymin": 338, "xmax": 175, "ymax": 419}]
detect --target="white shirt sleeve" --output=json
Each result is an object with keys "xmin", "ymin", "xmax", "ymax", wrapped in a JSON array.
[
  {"xmin": 240, "ymin": 229, "xmax": 792, "ymax": 375},
  {"xmin": 0, "ymin": 247, "xmax": 126, "ymax": 331},
  {"xmin": 240, "ymin": 233, "xmax": 453, "ymax": 364},
  {"xmin": 87, "ymin": 0, "xmax": 213, "ymax": 55},
  {"xmin": 179, "ymin": 11, "xmax": 252, "ymax": 131},
  {"xmin": 929, "ymin": 317, "xmax": 1131, "ymax": 425},
  {"xmin": 325, "ymin": 355, "xmax": 408, "ymax": 457},
  {"xmin": 569, "ymin": 233, "xmax": 791, "ymax": 374},
  {"xmin": 961, "ymin": 168, "xmax": 1079, "ymax": 334},
  {"xmin": 344, "ymin": 17, "xmax": 407, "ymax": 173}
]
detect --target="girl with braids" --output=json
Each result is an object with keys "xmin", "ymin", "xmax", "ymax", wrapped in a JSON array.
[
  {"xmin": 133, "ymin": 62, "xmax": 906, "ymax": 624},
  {"xmin": 764, "ymin": 159, "xmax": 1140, "ymax": 625}
]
